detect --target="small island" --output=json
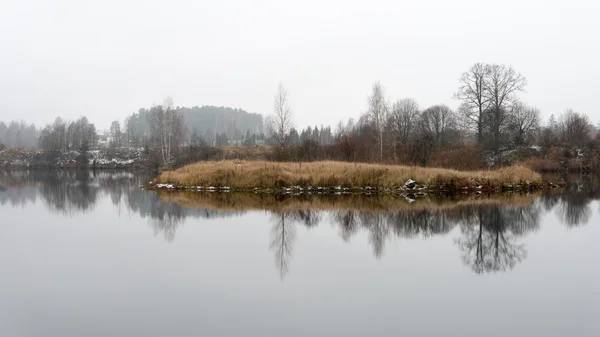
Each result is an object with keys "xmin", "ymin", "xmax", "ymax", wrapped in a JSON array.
[{"xmin": 147, "ymin": 160, "xmax": 561, "ymax": 194}]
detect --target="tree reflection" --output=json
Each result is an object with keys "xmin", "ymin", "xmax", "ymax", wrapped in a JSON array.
[
  {"xmin": 387, "ymin": 209, "xmax": 455, "ymax": 239},
  {"xmin": 38, "ymin": 171, "xmax": 98, "ymax": 214},
  {"xmin": 269, "ymin": 213, "xmax": 296, "ymax": 280},
  {"xmin": 2, "ymin": 171, "xmax": 599, "ymax": 278},
  {"xmin": 541, "ymin": 175, "xmax": 600, "ymax": 227},
  {"xmin": 333, "ymin": 210, "xmax": 359, "ymax": 242},
  {"xmin": 555, "ymin": 183, "xmax": 592, "ymax": 227},
  {"xmin": 456, "ymin": 204, "xmax": 539, "ymax": 274},
  {"xmin": 288, "ymin": 210, "xmax": 321, "ymax": 228},
  {"xmin": 360, "ymin": 212, "xmax": 389, "ymax": 259}
]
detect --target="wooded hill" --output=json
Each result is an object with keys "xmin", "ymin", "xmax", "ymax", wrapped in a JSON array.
[{"xmin": 124, "ymin": 105, "xmax": 264, "ymax": 146}]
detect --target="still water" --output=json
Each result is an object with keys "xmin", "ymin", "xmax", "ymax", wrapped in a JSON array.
[{"xmin": 1, "ymin": 171, "xmax": 599, "ymax": 337}]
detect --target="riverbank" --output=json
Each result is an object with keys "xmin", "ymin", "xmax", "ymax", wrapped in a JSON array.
[
  {"xmin": 148, "ymin": 160, "xmax": 560, "ymax": 193},
  {"xmin": 0, "ymin": 148, "xmax": 153, "ymax": 170}
]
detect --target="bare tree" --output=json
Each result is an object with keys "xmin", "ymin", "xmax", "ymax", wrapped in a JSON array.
[
  {"xmin": 509, "ymin": 102, "xmax": 541, "ymax": 146},
  {"xmin": 366, "ymin": 82, "xmax": 389, "ymax": 161},
  {"xmin": 390, "ymin": 98, "xmax": 420, "ymax": 144},
  {"xmin": 485, "ymin": 64, "xmax": 527, "ymax": 115},
  {"xmin": 559, "ymin": 109, "xmax": 592, "ymax": 147},
  {"xmin": 148, "ymin": 97, "xmax": 186, "ymax": 165},
  {"xmin": 268, "ymin": 83, "xmax": 293, "ymax": 149},
  {"xmin": 484, "ymin": 64, "xmax": 527, "ymax": 158},
  {"xmin": 455, "ymin": 63, "xmax": 491, "ymax": 143},
  {"xmin": 420, "ymin": 104, "xmax": 457, "ymax": 147}
]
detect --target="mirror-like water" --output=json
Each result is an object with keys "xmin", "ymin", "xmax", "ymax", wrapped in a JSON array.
[{"xmin": 1, "ymin": 171, "xmax": 599, "ymax": 337}]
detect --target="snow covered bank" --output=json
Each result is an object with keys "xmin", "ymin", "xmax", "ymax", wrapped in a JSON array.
[{"xmin": 0, "ymin": 148, "xmax": 153, "ymax": 170}]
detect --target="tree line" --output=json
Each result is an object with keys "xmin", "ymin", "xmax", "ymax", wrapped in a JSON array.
[
  {"xmin": 268, "ymin": 63, "xmax": 600, "ymax": 169},
  {"xmin": 1, "ymin": 101, "xmax": 271, "ymax": 167},
  {"xmin": 3, "ymin": 62, "xmax": 599, "ymax": 170},
  {"xmin": 0, "ymin": 121, "xmax": 39, "ymax": 150}
]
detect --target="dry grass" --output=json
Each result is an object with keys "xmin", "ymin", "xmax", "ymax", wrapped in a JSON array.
[
  {"xmin": 523, "ymin": 158, "xmax": 562, "ymax": 172},
  {"xmin": 153, "ymin": 160, "xmax": 542, "ymax": 190},
  {"xmin": 157, "ymin": 190, "xmax": 538, "ymax": 213},
  {"xmin": 219, "ymin": 146, "xmax": 273, "ymax": 160},
  {"xmin": 428, "ymin": 145, "xmax": 488, "ymax": 170}
]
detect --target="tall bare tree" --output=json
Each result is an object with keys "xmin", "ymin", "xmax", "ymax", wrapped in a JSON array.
[
  {"xmin": 484, "ymin": 64, "xmax": 527, "ymax": 158},
  {"xmin": 268, "ymin": 83, "xmax": 293, "ymax": 149},
  {"xmin": 455, "ymin": 63, "xmax": 491, "ymax": 143},
  {"xmin": 366, "ymin": 82, "xmax": 389, "ymax": 161},
  {"xmin": 390, "ymin": 98, "xmax": 420, "ymax": 144}
]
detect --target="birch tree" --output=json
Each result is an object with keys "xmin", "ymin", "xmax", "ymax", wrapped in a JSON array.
[
  {"xmin": 366, "ymin": 82, "xmax": 389, "ymax": 161},
  {"xmin": 148, "ymin": 97, "xmax": 185, "ymax": 165},
  {"xmin": 268, "ymin": 83, "xmax": 293, "ymax": 149}
]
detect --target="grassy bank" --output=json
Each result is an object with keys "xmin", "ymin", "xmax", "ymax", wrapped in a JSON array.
[{"xmin": 150, "ymin": 160, "xmax": 550, "ymax": 192}]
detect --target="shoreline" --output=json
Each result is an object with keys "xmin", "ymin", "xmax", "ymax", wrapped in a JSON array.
[
  {"xmin": 146, "ymin": 181, "xmax": 564, "ymax": 195},
  {"xmin": 153, "ymin": 189, "xmax": 548, "ymax": 213}
]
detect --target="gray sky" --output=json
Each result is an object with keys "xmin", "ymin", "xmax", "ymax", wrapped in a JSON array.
[{"xmin": 1, "ymin": 0, "xmax": 599, "ymax": 130}]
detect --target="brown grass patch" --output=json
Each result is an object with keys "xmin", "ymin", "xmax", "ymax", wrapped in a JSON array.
[
  {"xmin": 153, "ymin": 160, "xmax": 542, "ymax": 190},
  {"xmin": 428, "ymin": 145, "xmax": 488, "ymax": 170}
]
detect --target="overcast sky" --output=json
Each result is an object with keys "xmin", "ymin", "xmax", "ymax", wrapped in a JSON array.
[{"xmin": 1, "ymin": 0, "xmax": 599, "ymax": 130}]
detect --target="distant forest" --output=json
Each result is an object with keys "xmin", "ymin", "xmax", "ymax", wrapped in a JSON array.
[
  {"xmin": 0, "ymin": 121, "xmax": 40, "ymax": 149},
  {"xmin": 0, "ymin": 105, "xmax": 267, "ymax": 151},
  {"xmin": 0, "ymin": 103, "xmax": 337, "ymax": 153},
  {"xmin": 123, "ymin": 105, "xmax": 265, "ymax": 147}
]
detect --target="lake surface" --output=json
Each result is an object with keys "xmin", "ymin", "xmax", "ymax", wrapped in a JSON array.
[{"xmin": 1, "ymin": 171, "xmax": 599, "ymax": 337}]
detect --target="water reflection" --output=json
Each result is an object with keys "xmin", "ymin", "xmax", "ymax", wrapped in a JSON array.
[
  {"xmin": 1, "ymin": 171, "xmax": 598, "ymax": 278},
  {"xmin": 540, "ymin": 175, "xmax": 600, "ymax": 227},
  {"xmin": 270, "ymin": 213, "xmax": 296, "ymax": 280},
  {"xmin": 455, "ymin": 206, "xmax": 536, "ymax": 274}
]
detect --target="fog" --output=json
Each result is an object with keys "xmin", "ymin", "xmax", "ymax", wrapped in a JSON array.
[{"xmin": 1, "ymin": 0, "xmax": 599, "ymax": 130}]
